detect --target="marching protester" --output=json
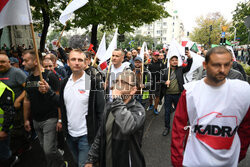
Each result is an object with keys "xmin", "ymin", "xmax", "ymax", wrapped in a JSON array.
[
  {"xmin": 22, "ymin": 50, "xmax": 66, "ymax": 167},
  {"xmin": 85, "ymin": 70, "xmax": 146, "ymax": 167},
  {"xmin": 133, "ymin": 56, "xmax": 152, "ymax": 110},
  {"xmin": 171, "ymin": 46, "xmax": 250, "ymax": 167},
  {"xmin": 148, "ymin": 51, "xmax": 165, "ymax": 115},
  {"xmin": 0, "ymin": 51, "xmax": 31, "ymax": 156},
  {"xmin": 44, "ymin": 53, "xmax": 67, "ymax": 79},
  {"xmin": 0, "ymin": 81, "xmax": 18, "ymax": 167},
  {"xmin": 161, "ymin": 50, "xmax": 193, "ymax": 136},
  {"xmin": 105, "ymin": 49, "xmax": 130, "ymax": 101},
  {"xmin": 59, "ymin": 49, "xmax": 105, "ymax": 167}
]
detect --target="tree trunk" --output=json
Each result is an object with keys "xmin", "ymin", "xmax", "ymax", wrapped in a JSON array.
[
  {"xmin": 91, "ymin": 24, "xmax": 98, "ymax": 51},
  {"xmin": 40, "ymin": 0, "xmax": 50, "ymax": 52}
]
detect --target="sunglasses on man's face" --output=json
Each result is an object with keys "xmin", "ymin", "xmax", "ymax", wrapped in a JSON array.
[{"xmin": 112, "ymin": 79, "xmax": 135, "ymax": 87}]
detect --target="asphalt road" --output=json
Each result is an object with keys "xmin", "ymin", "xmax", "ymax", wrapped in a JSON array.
[{"xmin": 13, "ymin": 100, "xmax": 250, "ymax": 167}]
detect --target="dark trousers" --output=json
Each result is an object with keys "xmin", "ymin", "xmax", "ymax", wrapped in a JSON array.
[{"xmin": 164, "ymin": 94, "xmax": 181, "ymax": 128}]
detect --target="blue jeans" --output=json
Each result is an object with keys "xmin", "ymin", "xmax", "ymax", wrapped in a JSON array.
[
  {"xmin": 164, "ymin": 94, "xmax": 181, "ymax": 128},
  {"xmin": 0, "ymin": 135, "xmax": 11, "ymax": 160},
  {"xmin": 66, "ymin": 134, "xmax": 90, "ymax": 167}
]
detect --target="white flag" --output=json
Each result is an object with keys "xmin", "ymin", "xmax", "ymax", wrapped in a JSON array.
[
  {"xmin": 59, "ymin": 0, "xmax": 88, "ymax": 25},
  {"xmin": 139, "ymin": 42, "xmax": 147, "ymax": 63},
  {"xmin": 226, "ymin": 46, "xmax": 236, "ymax": 61},
  {"xmin": 100, "ymin": 29, "xmax": 118, "ymax": 64},
  {"xmin": 96, "ymin": 33, "xmax": 106, "ymax": 62},
  {"xmin": 0, "ymin": 0, "xmax": 32, "ymax": 29},
  {"xmin": 167, "ymin": 40, "xmax": 205, "ymax": 82}
]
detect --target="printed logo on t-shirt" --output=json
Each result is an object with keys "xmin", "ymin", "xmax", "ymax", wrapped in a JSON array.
[
  {"xmin": 194, "ymin": 112, "xmax": 238, "ymax": 150},
  {"xmin": 78, "ymin": 89, "xmax": 85, "ymax": 94},
  {"xmin": 0, "ymin": 77, "xmax": 9, "ymax": 80}
]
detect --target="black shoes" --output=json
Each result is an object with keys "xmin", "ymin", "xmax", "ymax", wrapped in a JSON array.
[{"xmin": 162, "ymin": 128, "xmax": 170, "ymax": 136}]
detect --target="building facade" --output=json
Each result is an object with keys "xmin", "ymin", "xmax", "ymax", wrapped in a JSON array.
[
  {"xmin": 0, "ymin": 25, "xmax": 40, "ymax": 49},
  {"xmin": 133, "ymin": 0, "xmax": 184, "ymax": 45}
]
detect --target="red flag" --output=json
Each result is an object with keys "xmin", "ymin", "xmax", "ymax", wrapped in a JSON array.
[
  {"xmin": 88, "ymin": 44, "xmax": 96, "ymax": 54},
  {"xmin": 182, "ymin": 41, "xmax": 188, "ymax": 47},
  {"xmin": 0, "ymin": 0, "xmax": 9, "ymax": 12},
  {"xmin": 100, "ymin": 61, "xmax": 107, "ymax": 70}
]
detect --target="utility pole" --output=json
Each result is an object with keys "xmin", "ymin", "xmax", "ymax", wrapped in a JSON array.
[{"xmin": 208, "ymin": 25, "xmax": 212, "ymax": 48}]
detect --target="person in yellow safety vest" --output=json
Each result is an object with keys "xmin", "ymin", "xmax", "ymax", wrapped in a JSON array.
[
  {"xmin": 0, "ymin": 81, "xmax": 19, "ymax": 167},
  {"xmin": 133, "ymin": 56, "xmax": 152, "ymax": 110}
]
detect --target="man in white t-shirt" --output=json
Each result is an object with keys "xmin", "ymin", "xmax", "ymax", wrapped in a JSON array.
[
  {"xmin": 171, "ymin": 46, "xmax": 250, "ymax": 167},
  {"xmin": 105, "ymin": 49, "xmax": 130, "ymax": 101},
  {"xmin": 59, "ymin": 49, "xmax": 105, "ymax": 167}
]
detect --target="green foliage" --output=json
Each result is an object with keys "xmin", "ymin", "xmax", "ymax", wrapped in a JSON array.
[
  {"xmin": 190, "ymin": 12, "xmax": 230, "ymax": 48},
  {"xmin": 30, "ymin": 0, "xmax": 69, "ymax": 32},
  {"xmin": 73, "ymin": 0, "xmax": 169, "ymax": 33},
  {"xmin": 231, "ymin": 2, "xmax": 250, "ymax": 45},
  {"xmin": 46, "ymin": 31, "xmax": 68, "ymax": 48},
  {"xmin": 241, "ymin": 63, "xmax": 250, "ymax": 76}
]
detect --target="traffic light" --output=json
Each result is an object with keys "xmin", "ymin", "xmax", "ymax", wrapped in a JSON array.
[
  {"xmin": 220, "ymin": 38, "xmax": 226, "ymax": 45},
  {"xmin": 118, "ymin": 34, "xmax": 125, "ymax": 42},
  {"xmin": 209, "ymin": 25, "xmax": 213, "ymax": 31}
]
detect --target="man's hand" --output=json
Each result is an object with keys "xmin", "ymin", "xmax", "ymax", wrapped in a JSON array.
[
  {"xmin": 56, "ymin": 122, "xmax": 62, "ymax": 132},
  {"xmin": 112, "ymin": 88, "xmax": 122, "ymax": 99},
  {"xmin": 0, "ymin": 131, "xmax": 8, "ymax": 140},
  {"xmin": 14, "ymin": 100, "xmax": 21, "ymax": 109},
  {"xmin": 165, "ymin": 80, "xmax": 170, "ymax": 87},
  {"xmin": 84, "ymin": 163, "xmax": 93, "ymax": 167},
  {"xmin": 38, "ymin": 79, "xmax": 50, "ymax": 94},
  {"xmin": 140, "ymin": 84, "xmax": 145, "ymax": 89},
  {"xmin": 24, "ymin": 120, "xmax": 31, "ymax": 132},
  {"xmin": 185, "ymin": 50, "xmax": 191, "ymax": 59}
]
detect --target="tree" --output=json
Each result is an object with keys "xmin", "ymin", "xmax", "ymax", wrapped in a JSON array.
[
  {"xmin": 73, "ymin": 0, "xmax": 169, "ymax": 50},
  {"xmin": 231, "ymin": 2, "xmax": 250, "ymax": 45},
  {"xmin": 190, "ymin": 12, "xmax": 230, "ymax": 48},
  {"xmin": 30, "ymin": 0, "xmax": 68, "ymax": 51},
  {"xmin": 46, "ymin": 31, "xmax": 68, "ymax": 48},
  {"xmin": 30, "ymin": 0, "xmax": 169, "ymax": 51}
]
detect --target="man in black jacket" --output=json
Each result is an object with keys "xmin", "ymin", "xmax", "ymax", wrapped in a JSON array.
[
  {"xmin": 161, "ymin": 51, "xmax": 192, "ymax": 136},
  {"xmin": 85, "ymin": 70, "xmax": 146, "ymax": 167},
  {"xmin": 148, "ymin": 51, "xmax": 165, "ymax": 115},
  {"xmin": 59, "ymin": 49, "xmax": 105, "ymax": 167}
]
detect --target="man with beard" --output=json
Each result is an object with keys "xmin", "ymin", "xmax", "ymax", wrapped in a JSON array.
[
  {"xmin": 148, "ymin": 51, "xmax": 165, "ymax": 115},
  {"xmin": 22, "ymin": 50, "xmax": 66, "ymax": 167},
  {"xmin": 133, "ymin": 56, "xmax": 152, "ymax": 110},
  {"xmin": 171, "ymin": 46, "xmax": 250, "ymax": 167},
  {"xmin": 161, "ymin": 50, "xmax": 192, "ymax": 136}
]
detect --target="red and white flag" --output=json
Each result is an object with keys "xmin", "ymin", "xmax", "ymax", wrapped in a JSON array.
[
  {"xmin": 99, "ymin": 29, "xmax": 118, "ymax": 70},
  {"xmin": 0, "ymin": 0, "xmax": 32, "ymax": 29}
]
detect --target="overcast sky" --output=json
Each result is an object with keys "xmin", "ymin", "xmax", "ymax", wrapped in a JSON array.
[{"xmin": 173, "ymin": 0, "xmax": 247, "ymax": 32}]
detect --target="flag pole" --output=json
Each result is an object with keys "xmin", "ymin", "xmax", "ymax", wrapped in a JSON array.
[
  {"xmin": 91, "ymin": 55, "xmax": 98, "ymax": 67},
  {"xmin": 56, "ymin": 22, "xmax": 67, "ymax": 47},
  {"xmin": 141, "ymin": 56, "xmax": 144, "ymax": 94},
  {"xmin": 105, "ymin": 56, "xmax": 113, "ymax": 89},
  {"xmin": 30, "ymin": 23, "xmax": 43, "ymax": 81},
  {"xmin": 167, "ymin": 66, "xmax": 170, "ymax": 87}
]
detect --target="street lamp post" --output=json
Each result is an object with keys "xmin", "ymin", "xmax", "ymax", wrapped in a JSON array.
[{"xmin": 232, "ymin": 26, "xmax": 237, "ymax": 42}]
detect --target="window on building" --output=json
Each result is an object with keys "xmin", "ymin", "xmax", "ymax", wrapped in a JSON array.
[
  {"xmin": 163, "ymin": 30, "xmax": 167, "ymax": 34},
  {"xmin": 163, "ymin": 37, "xmax": 166, "ymax": 41},
  {"xmin": 163, "ymin": 22, "xmax": 167, "ymax": 26},
  {"xmin": 173, "ymin": 16, "xmax": 175, "ymax": 20}
]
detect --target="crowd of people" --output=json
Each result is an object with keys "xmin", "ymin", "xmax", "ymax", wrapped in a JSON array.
[{"xmin": 0, "ymin": 43, "xmax": 249, "ymax": 167}]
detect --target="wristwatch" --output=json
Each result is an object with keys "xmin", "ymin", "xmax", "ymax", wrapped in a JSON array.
[{"xmin": 58, "ymin": 119, "xmax": 62, "ymax": 123}]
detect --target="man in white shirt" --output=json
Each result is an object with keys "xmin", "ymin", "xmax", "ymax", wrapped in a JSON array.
[
  {"xmin": 105, "ymin": 49, "xmax": 130, "ymax": 101},
  {"xmin": 59, "ymin": 49, "xmax": 105, "ymax": 167},
  {"xmin": 171, "ymin": 46, "xmax": 250, "ymax": 167}
]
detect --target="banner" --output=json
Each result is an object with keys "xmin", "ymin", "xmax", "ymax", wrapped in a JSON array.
[
  {"xmin": 0, "ymin": 0, "xmax": 32, "ymax": 29},
  {"xmin": 59, "ymin": 0, "xmax": 88, "ymax": 25}
]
